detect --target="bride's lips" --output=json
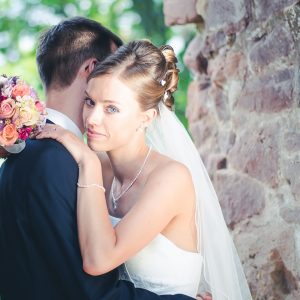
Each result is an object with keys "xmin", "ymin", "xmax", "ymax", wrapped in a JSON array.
[{"xmin": 86, "ymin": 128, "xmax": 107, "ymax": 139}]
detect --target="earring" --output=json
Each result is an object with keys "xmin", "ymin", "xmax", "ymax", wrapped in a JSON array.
[{"xmin": 136, "ymin": 123, "xmax": 145, "ymax": 132}]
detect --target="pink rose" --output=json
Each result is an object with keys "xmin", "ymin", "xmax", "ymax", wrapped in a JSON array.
[
  {"xmin": 35, "ymin": 101, "xmax": 45, "ymax": 113},
  {"xmin": 11, "ymin": 83, "xmax": 30, "ymax": 98},
  {"xmin": 0, "ymin": 98, "xmax": 16, "ymax": 119},
  {"xmin": 19, "ymin": 127, "xmax": 32, "ymax": 141},
  {"xmin": 0, "ymin": 124, "xmax": 19, "ymax": 146}
]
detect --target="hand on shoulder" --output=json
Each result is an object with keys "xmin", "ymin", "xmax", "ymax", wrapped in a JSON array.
[{"xmin": 36, "ymin": 124, "xmax": 98, "ymax": 165}]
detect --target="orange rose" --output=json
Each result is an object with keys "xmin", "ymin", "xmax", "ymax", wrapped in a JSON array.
[
  {"xmin": 11, "ymin": 83, "xmax": 30, "ymax": 98},
  {"xmin": 0, "ymin": 98, "xmax": 16, "ymax": 119},
  {"xmin": 0, "ymin": 124, "xmax": 19, "ymax": 146}
]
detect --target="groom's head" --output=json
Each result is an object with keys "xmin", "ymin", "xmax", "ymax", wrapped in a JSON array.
[{"xmin": 36, "ymin": 17, "xmax": 122, "ymax": 90}]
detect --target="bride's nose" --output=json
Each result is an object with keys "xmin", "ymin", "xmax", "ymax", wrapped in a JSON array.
[{"xmin": 85, "ymin": 106, "xmax": 104, "ymax": 127}]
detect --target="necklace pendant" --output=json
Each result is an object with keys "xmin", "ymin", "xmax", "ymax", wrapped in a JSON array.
[
  {"xmin": 111, "ymin": 146, "xmax": 152, "ymax": 212},
  {"xmin": 113, "ymin": 200, "xmax": 117, "ymax": 210}
]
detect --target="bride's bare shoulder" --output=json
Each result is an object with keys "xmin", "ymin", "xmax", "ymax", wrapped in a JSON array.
[
  {"xmin": 141, "ymin": 152, "xmax": 195, "ymax": 214},
  {"xmin": 148, "ymin": 152, "xmax": 194, "ymax": 192}
]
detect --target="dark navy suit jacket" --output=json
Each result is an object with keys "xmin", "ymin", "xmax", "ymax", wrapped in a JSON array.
[{"xmin": 0, "ymin": 128, "xmax": 193, "ymax": 300}]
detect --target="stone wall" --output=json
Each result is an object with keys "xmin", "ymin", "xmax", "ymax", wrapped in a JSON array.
[{"xmin": 163, "ymin": 0, "xmax": 300, "ymax": 299}]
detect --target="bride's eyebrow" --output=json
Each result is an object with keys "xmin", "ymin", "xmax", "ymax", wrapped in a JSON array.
[
  {"xmin": 84, "ymin": 91, "xmax": 96, "ymax": 101},
  {"xmin": 84, "ymin": 91, "xmax": 121, "ymax": 105}
]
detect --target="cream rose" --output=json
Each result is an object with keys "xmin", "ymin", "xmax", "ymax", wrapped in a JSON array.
[{"xmin": 19, "ymin": 106, "xmax": 40, "ymax": 126}]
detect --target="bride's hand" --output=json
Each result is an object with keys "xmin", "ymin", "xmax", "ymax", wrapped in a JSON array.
[
  {"xmin": 36, "ymin": 124, "xmax": 98, "ymax": 165},
  {"xmin": 197, "ymin": 293, "xmax": 212, "ymax": 300}
]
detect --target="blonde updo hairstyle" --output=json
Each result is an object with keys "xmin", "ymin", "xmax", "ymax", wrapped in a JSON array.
[{"xmin": 88, "ymin": 40, "xmax": 179, "ymax": 111}]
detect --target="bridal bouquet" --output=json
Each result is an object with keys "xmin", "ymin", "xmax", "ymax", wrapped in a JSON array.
[{"xmin": 0, "ymin": 75, "xmax": 47, "ymax": 154}]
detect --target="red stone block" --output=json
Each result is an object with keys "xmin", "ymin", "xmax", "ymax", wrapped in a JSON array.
[
  {"xmin": 205, "ymin": 0, "xmax": 247, "ymax": 31},
  {"xmin": 186, "ymin": 81, "xmax": 210, "ymax": 123},
  {"xmin": 214, "ymin": 170, "xmax": 266, "ymax": 228},
  {"xmin": 249, "ymin": 23, "xmax": 295, "ymax": 73},
  {"xmin": 228, "ymin": 123, "xmax": 280, "ymax": 187},
  {"xmin": 163, "ymin": 0, "xmax": 202, "ymax": 26},
  {"xmin": 237, "ymin": 69, "xmax": 294, "ymax": 113},
  {"xmin": 254, "ymin": 0, "xmax": 299, "ymax": 21},
  {"xmin": 183, "ymin": 34, "xmax": 208, "ymax": 74}
]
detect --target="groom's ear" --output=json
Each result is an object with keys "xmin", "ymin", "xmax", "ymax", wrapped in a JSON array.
[{"xmin": 81, "ymin": 58, "xmax": 98, "ymax": 78}]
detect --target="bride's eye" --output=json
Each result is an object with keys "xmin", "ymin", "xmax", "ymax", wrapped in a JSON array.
[
  {"xmin": 84, "ymin": 98, "xmax": 95, "ymax": 107},
  {"xmin": 106, "ymin": 105, "xmax": 120, "ymax": 114}
]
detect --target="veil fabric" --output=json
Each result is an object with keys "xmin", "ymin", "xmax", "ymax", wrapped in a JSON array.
[{"xmin": 146, "ymin": 102, "xmax": 252, "ymax": 300}]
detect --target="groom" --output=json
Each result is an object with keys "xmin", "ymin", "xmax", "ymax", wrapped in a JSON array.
[{"xmin": 0, "ymin": 17, "xmax": 195, "ymax": 300}]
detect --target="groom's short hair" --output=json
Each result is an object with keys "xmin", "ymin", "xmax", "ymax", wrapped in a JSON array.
[{"xmin": 36, "ymin": 17, "xmax": 122, "ymax": 89}]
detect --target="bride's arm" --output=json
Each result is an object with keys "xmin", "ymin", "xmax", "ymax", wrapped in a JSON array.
[
  {"xmin": 79, "ymin": 157, "xmax": 191, "ymax": 276},
  {"xmin": 36, "ymin": 124, "xmax": 192, "ymax": 276}
]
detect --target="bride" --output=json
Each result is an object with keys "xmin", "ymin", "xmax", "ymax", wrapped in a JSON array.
[{"xmin": 37, "ymin": 40, "xmax": 252, "ymax": 300}]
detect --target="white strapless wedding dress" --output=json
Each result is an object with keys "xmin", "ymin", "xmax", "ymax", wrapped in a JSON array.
[{"xmin": 110, "ymin": 215, "xmax": 203, "ymax": 298}]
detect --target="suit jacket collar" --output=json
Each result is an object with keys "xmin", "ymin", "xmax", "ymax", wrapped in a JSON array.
[{"xmin": 46, "ymin": 108, "xmax": 83, "ymax": 139}]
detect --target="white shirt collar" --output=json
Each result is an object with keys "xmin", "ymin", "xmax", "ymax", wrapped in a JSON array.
[{"xmin": 46, "ymin": 108, "xmax": 83, "ymax": 139}]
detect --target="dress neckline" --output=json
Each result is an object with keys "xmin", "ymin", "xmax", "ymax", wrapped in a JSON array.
[{"xmin": 109, "ymin": 215, "xmax": 202, "ymax": 257}]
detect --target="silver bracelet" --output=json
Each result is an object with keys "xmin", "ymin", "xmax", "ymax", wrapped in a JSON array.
[{"xmin": 77, "ymin": 182, "xmax": 106, "ymax": 192}]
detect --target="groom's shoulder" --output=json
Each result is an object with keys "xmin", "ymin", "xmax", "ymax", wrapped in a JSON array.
[{"xmin": 23, "ymin": 138, "xmax": 77, "ymax": 167}]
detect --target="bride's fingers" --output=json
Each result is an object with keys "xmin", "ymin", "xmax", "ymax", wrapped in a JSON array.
[
  {"xmin": 196, "ymin": 293, "xmax": 212, "ymax": 300},
  {"xmin": 201, "ymin": 294, "xmax": 212, "ymax": 300},
  {"xmin": 36, "ymin": 124, "xmax": 62, "ymax": 140},
  {"xmin": 40, "ymin": 124, "xmax": 60, "ymax": 133},
  {"xmin": 35, "ymin": 129, "xmax": 56, "ymax": 139}
]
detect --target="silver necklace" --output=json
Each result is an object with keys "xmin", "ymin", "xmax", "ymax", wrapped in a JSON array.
[{"xmin": 111, "ymin": 146, "xmax": 152, "ymax": 210}]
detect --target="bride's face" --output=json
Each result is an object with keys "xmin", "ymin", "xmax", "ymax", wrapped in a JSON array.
[{"xmin": 83, "ymin": 75, "xmax": 146, "ymax": 152}]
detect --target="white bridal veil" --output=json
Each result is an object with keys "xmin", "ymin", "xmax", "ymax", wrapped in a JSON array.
[{"xmin": 146, "ymin": 102, "xmax": 252, "ymax": 300}]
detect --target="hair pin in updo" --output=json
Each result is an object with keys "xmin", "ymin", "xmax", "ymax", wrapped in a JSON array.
[
  {"xmin": 163, "ymin": 91, "xmax": 169, "ymax": 102},
  {"xmin": 160, "ymin": 79, "xmax": 166, "ymax": 86}
]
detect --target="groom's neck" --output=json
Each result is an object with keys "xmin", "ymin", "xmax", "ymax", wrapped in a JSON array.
[{"xmin": 45, "ymin": 82, "xmax": 85, "ymax": 133}]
